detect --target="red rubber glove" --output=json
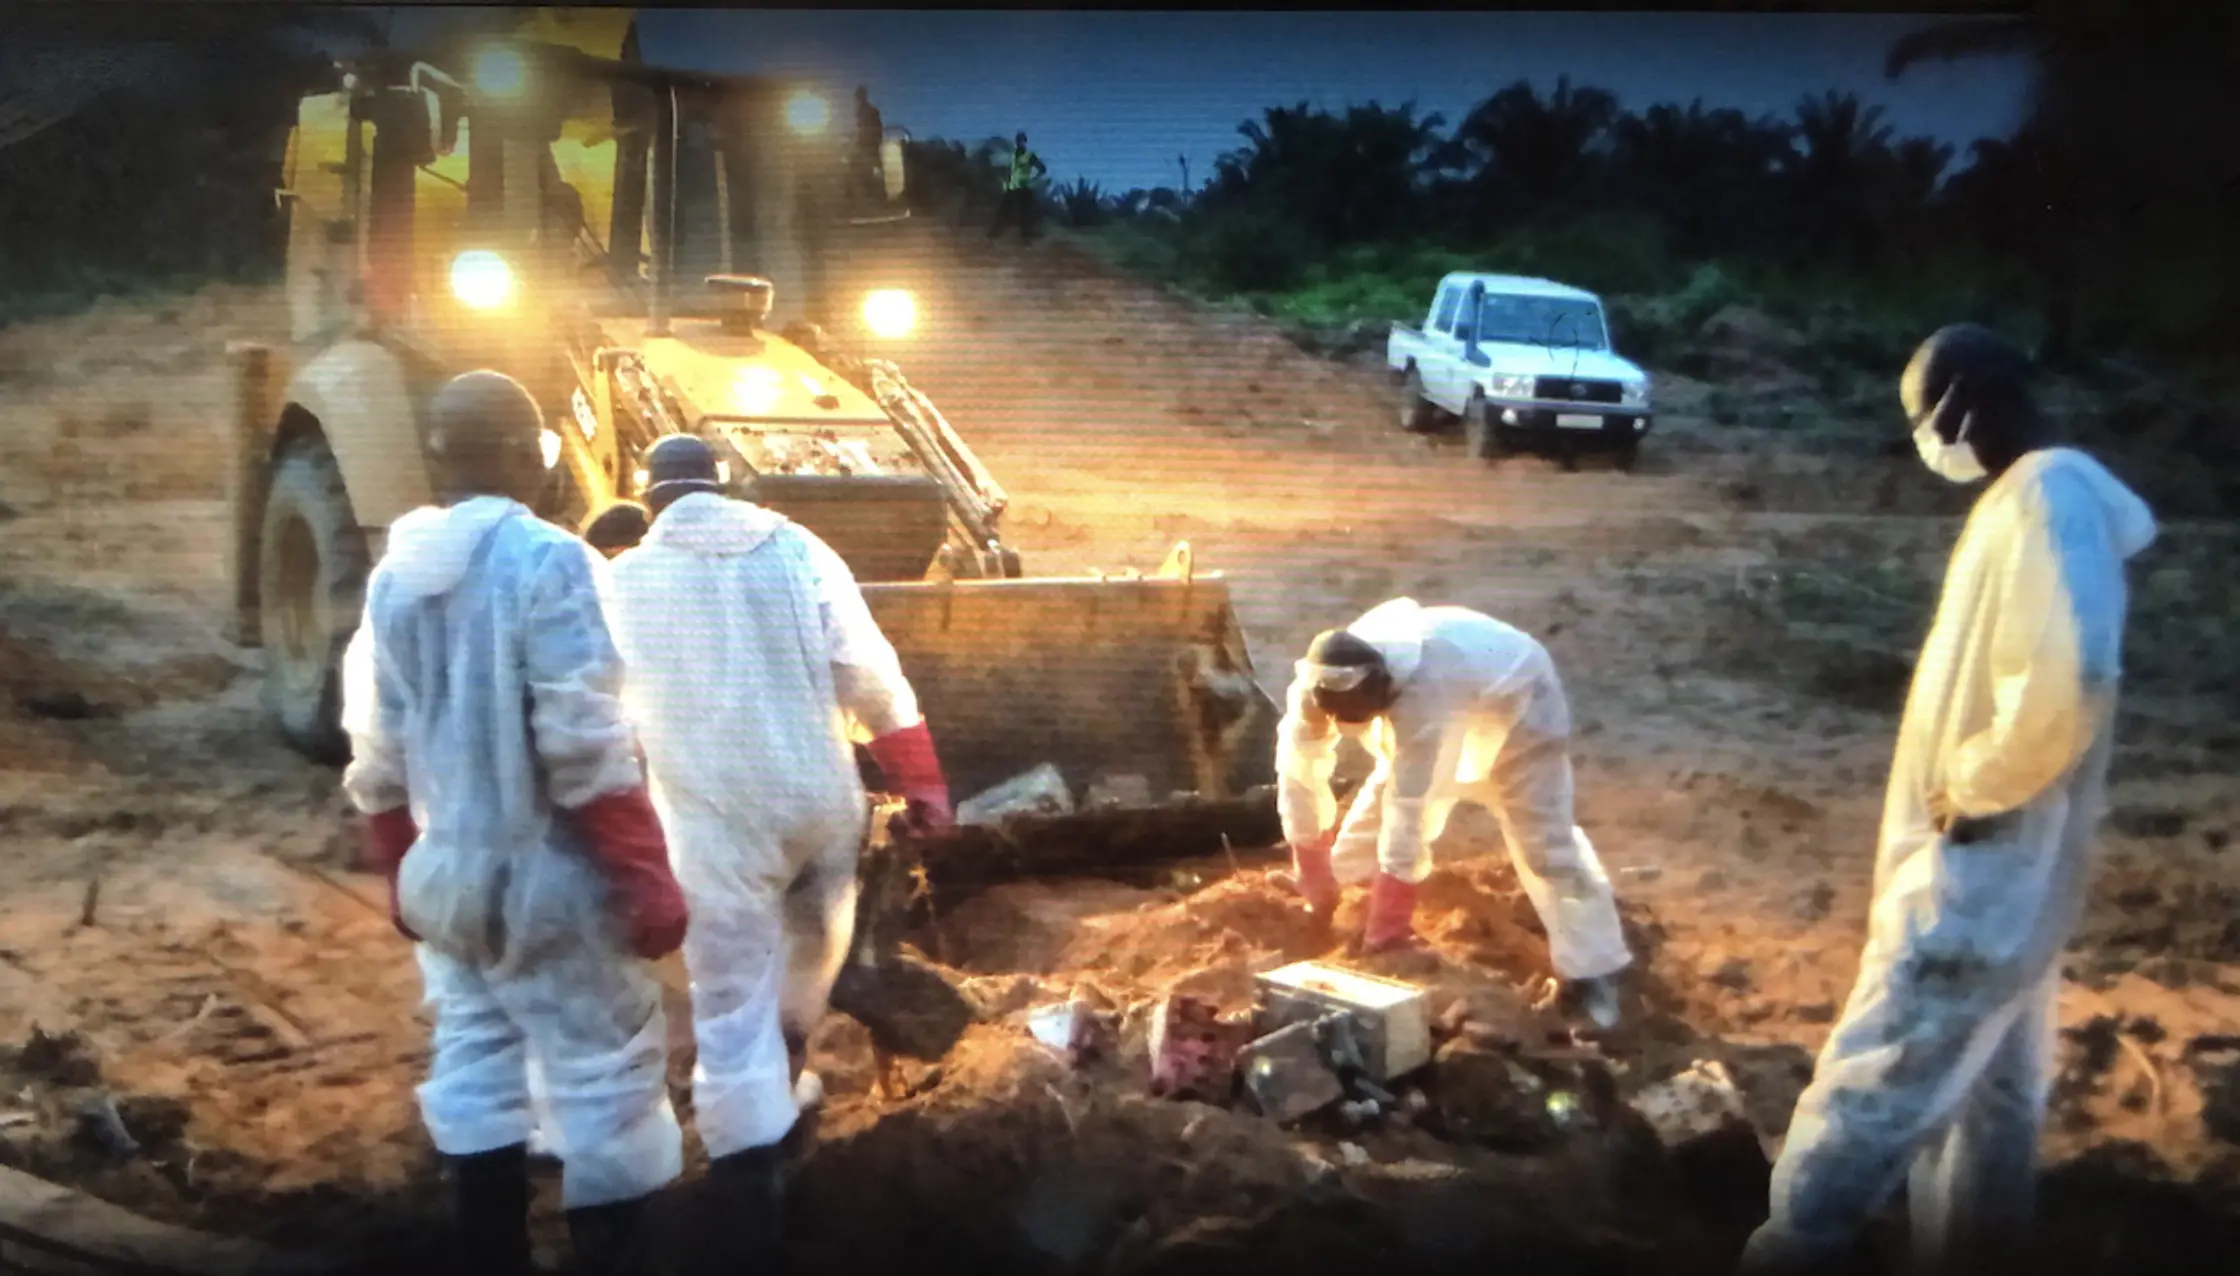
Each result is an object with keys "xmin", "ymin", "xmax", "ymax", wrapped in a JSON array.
[
  {"xmin": 361, "ymin": 807, "xmax": 420, "ymax": 941},
  {"xmin": 570, "ymin": 787, "xmax": 689, "ymax": 960},
  {"xmin": 868, "ymin": 721, "xmax": 954, "ymax": 839}
]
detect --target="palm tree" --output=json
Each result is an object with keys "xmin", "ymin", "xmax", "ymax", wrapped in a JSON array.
[
  {"xmin": 1886, "ymin": 1, "xmax": 2240, "ymax": 360},
  {"xmin": 1056, "ymin": 177, "xmax": 1107, "ymax": 228},
  {"xmin": 1608, "ymin": 99, "xmax": 1792, "ymax": 254},
  {"xmin": 1209, "ymin": 100, "xmax": 1446, "ymax": 245},
  {"xmin": 1444, "ymin": 76, "xmax": 1620, "ymax": 218},
  {"xmin": 1782, "ymin": 91, "xmax": 1899, "ymax": 265}
]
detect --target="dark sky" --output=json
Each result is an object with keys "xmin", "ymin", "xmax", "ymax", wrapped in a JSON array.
[{"xmin": 382, "ymin": 8, "xmax": 2033, "ymax": 194}]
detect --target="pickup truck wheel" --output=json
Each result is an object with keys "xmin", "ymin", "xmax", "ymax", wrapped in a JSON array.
[
  {"xmin": 1462, "ymin": 394, "xmax": 1504, "ymax": 460},
  {"xmin": 1614, "ymin": 440, "xmax": 1641, "ymax": 473},
  {"xmin": 1397, "ymin": 367, "xmax": 1438, "ymax": 434},
  {"xmin": 258, "ymin": 433, "xmax": 369, "ymax": 765}
]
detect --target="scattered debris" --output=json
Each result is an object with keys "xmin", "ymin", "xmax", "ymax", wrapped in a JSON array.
[
  {"xmin": 1084, "ymin": 774, "xmax": 1154, "ymax": 810},
  {"xmin": 1148, "ymin": 995, "xmax": 1250, "ymax": 1102},
  {"xmin": 1238, "ymin": 1020, "xmax": 1347, "ymax": 1123},
  {"xmin": 70, "ymin": 1091, "xmax": 139, "ymax": 1158},
  {"xmin": 1629, "ymin": 1059, "xmax": 1750, "ymax": 1147},
  {"xmin": 956, "ymin": 764, "xmax": 1074, "ymax": 826},
  {"xmin": 1025, "ymin": 998, "xmax": 1103, "ymax": 1066}
]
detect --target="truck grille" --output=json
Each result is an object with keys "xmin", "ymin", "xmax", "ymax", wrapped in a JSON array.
[{"xmin": 1534, "ymin": 376, "xmax": 1621, "ymax": 404}]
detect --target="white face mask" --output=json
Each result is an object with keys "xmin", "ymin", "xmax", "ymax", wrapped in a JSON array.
[{"xmin": 1913, "ymin": 417, "xmax": 1987, "ymax": 484}]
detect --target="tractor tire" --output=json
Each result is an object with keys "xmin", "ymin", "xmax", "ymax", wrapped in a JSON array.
[
  {"xmin": 1397, "ymin": 366, "xmax": 1439, "ymax": 434},
  {"xmin": 258, "ymin": 434, "xmax": 369, "ymax": 765},
  {"xmin": 1463, "ymin": 393, "xmax": 1505, "ymax": 461}
]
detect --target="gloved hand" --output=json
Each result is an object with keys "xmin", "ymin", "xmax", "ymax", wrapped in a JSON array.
[
  {"xmin": 1281, "ymin": 828, "xmax": 1340, "ymax": 918},
  {"xmin": 570, "ymin": 788, "xmax": 689, "ymax": 959},
  {"xmin": 361, "ymin": 807, "xmax": 420, "ymax": 941},
  {"xmin": 867, "ymin": 721, "xmax": 953, "ymax": 839}
]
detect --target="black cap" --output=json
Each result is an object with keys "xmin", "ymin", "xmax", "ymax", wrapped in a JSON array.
[
  {"xmin": 644, "ymin": 434, "xmax": 721, "ymax": 512},
  {"xmin": 1304, "ymin": 628, "xmax": 1382, "ymax": 669}
]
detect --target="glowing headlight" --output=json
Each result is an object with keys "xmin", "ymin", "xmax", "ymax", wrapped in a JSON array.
[
  {"xmin": 473, "ymin": 47, "xmax": 529, "ymax": 99},
  {"xmin": 1488, "ymin": 373, "xmax": 1533, "ymax": 399},
  {"xmin": 632, "ymin": 467, "xmax": 649, "ymax": 492},
  {"xmin": 1620, "ymin": 378, "xmax": 1650, "ymax": 407},
  {"xmin": 714, "ymin": 459, "xmax": 731, "ymax": 485},
  {"xmin": 539, "ymin": 429, "xmax": 562, "ymax": 470},
  {"xmin": 450, "ymin": 251, "xmax": 514, "ymax": 310},
  {"xmin": 862, "ymin": 289, "xmax": 916, "ymax": 340},
  {"xmin": 733, "ymin": 366, "xmax": 784, "ymax": 416},
  {"xmin": 785, "ymin": 91, "xmax": 830, "ymax": 135}
]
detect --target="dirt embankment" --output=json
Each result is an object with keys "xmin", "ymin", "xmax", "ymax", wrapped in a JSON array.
[{"xmin": 0, "ymin": 227, "xmax": 2236, "ymax": 1272}]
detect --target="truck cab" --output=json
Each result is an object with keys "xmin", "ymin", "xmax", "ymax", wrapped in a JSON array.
[{"xmin": 1386, "ymin": 272, "xmax": 1653, "ymax": 469}]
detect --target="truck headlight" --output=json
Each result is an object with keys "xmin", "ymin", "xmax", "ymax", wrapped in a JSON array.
[
  {"xmin": 1488, "ymin": 373, "xmax": 1533, "ymax": 399},
  {"xmin": 539, "ymin": 429, "xmax": 562, "ymax": 470},
  {"xmin": 1621, "ymin": 378, "xmax": 1650, "ymax": 407},
  {"xmin": 862, "ymin": 289, "xmax": 916, "ymax": 339},
  {"xmin": 450, "ymin": 251, "xmax": 515, "ymax": 310},
  {"xmin": 785, "ymin": 91, "xmax": 830, "ymax": 135}
]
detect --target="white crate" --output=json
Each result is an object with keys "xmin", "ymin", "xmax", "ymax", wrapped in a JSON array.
[{"xmin": 1253, "ymin": 960, "xmax": 1432, "ymax": 1082}]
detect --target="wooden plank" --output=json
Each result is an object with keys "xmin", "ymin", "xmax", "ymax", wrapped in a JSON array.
[{"xmin": 0, "ymin": 1166, "xmax": 333, "ymax": 1275}]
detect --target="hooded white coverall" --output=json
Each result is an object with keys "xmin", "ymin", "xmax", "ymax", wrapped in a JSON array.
[
  {"xmin": 1743, "ymin": 449, "xmax": 2157, "ymax": 1271},
  {"xmin": 1275, "ymin": 599, "xmax": 1632, "ymax": 980},
  {"xmin": 339, "ymin": 497, "xmax": 684, "ymax": 1210},
  {"xmin": 603, "ymin": 492, "xmax": 919, "ymax": 1158}
]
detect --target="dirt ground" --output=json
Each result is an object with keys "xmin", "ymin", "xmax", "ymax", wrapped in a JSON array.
[{"xmin": 1, "ymin": 223, "xmax": 2238, "ymax": 1273}]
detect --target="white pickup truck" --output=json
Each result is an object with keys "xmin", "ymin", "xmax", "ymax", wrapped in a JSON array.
[{"xmin": 1387, "ymin": 272, "xmax": 1653, "ymax": 469}]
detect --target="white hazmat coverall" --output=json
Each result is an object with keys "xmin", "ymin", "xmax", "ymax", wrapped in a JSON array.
[
  {"xmin": 1275, "ymin": 598, "xmax": 1632, "ymax": 980},
  {"xmin": 603, "ymin": 492, "xmax": 920, "ymax": 1157},
  {"xmin": 1743, "ymin": 449, "xmax": 2157, "ymax": 1272},
  {"xmin": 340, "ymin": 497, "xmax": 683, "ymax": 1210}
]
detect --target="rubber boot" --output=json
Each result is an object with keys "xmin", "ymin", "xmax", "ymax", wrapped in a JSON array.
[
  {"xmin": 1570, "ymin": 974, "xmax": 1625, "ymax": 1031},
  {"xmin": 694, "ymin": 1145, "xmax": 786, "ymax": 1276},
  {"xmin": 1285, "ymin": 836, "xmax": 1340, "ymax": 919},
  {"xmin": 448, "ymin": 1144, "xmax": 533, "ymax": 1276},
  {"xmin": 567, "ymin": 1192, "xmax": 665, "ymax": 1276},
  {"xmin": 1363, "ymin": 872, "xmax": 1420, "ymax": 952}
]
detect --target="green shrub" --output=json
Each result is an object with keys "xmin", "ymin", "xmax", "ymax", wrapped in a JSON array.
[{"xmin": 1175, "ymin": 209, "xmax": 1318, "ymax": 295}]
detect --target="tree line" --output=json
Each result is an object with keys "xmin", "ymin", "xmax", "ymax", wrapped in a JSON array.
[{"xmin": 908, "ymin": 4, "xmax": 2238, "ymax": 367}]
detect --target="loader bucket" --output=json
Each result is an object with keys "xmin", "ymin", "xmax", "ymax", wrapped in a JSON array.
[{"xmin": 859, "ymin": 558, "xmax": 1279, "ymax": 848}]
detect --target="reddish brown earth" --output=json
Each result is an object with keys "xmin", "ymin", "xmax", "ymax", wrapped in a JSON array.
[{"xmin": 0, "ymin": 224, "xmax": 2235, "ymax": 1272}]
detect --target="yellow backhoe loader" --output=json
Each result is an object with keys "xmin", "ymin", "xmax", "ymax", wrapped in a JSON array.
[{"xmin": 223, "ymin": 16, "xmax": 1280, "ymax": 875}]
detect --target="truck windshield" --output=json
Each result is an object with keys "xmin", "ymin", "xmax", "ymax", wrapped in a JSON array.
[{"xmin": 1475, "ymin": 294, "xmax": 1608, "ymax": 351}]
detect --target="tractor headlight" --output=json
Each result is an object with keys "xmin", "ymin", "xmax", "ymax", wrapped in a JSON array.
[
  {"xmin": 472, "ymin": 47, "xmax": 530, "ymax": 99},
  {"xmin": 785, "ymin": 91, "xmax": 830, "ymax": 136},
  {"xmin": 450, "ymin": 251, "xmax": 515, "ymax": 310},
  {"xmin": 862, "ymin": 289, "xmax": 916, "ymax": 339},
  {"xmin": 1621, "ymin": 378, "xmax": 1650, "ymax": 407},
  {"xmin": 539, "ymin": 429, "xmax": 562, "ymax": 470}
]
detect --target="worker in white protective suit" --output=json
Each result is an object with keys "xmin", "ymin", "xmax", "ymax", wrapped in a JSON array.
[
  {"xmin": 1275, "ymin": 599, "xmax": 1633, "ymax": 1027},
  {"xmin": 601, "ymin": 434, "xmax": 954, "ymax": 1268},
  {"xmin": 524, "ymin": 500, "xmax": 654, "ymax": 1168},
  {"xmin": 341, "ymin": 372, "xmax": 691, "ymax": 1276},
  {"xmin": 1739, "ymin": 325, "xmax": 2157, "ymax": 1276}
]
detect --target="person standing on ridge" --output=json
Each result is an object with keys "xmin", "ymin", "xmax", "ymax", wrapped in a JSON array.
[{"xmin": 988, "ymin": 130, "xmax": 1047, "ymax": 244}]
